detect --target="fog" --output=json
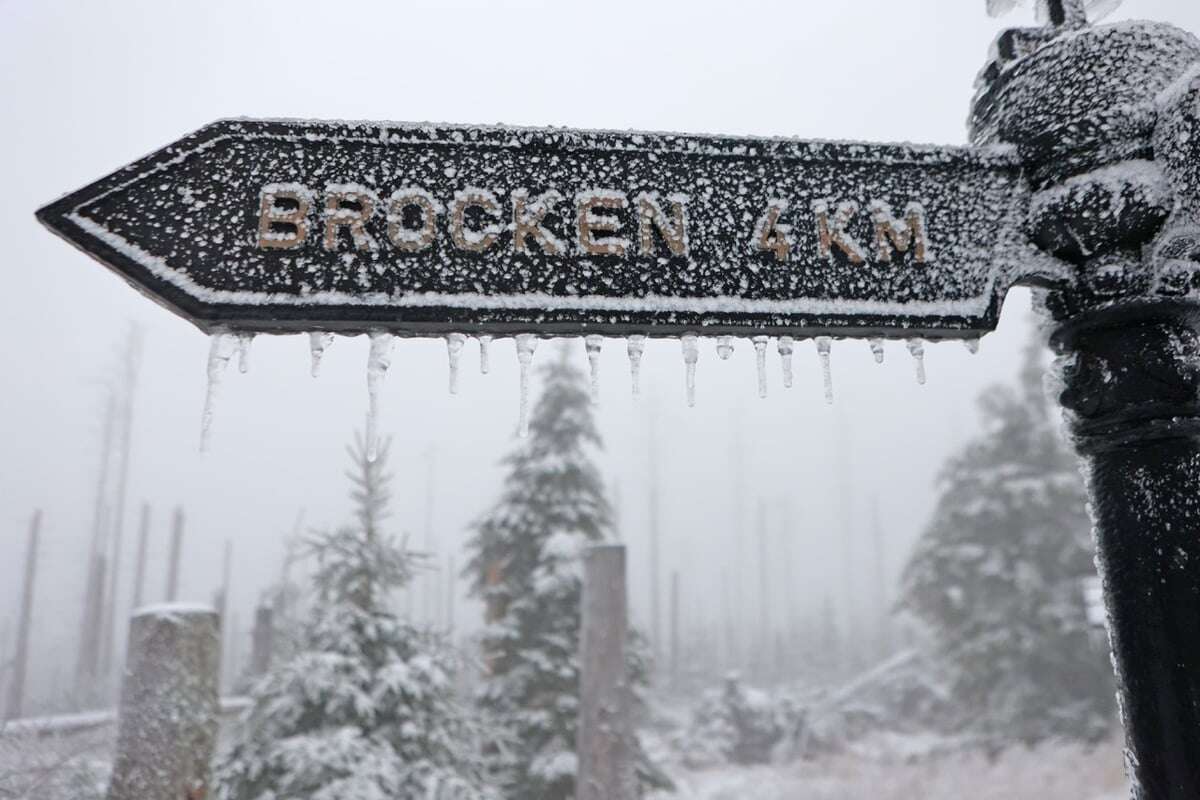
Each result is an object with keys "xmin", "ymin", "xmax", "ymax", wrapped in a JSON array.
[{"xmin": 3, "ymin": 0, "xmax": 1199, "ymax": 715}]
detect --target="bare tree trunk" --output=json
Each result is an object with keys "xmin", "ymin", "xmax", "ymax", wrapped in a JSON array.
[
  {"xmin": 647, "ymin": 405, "xmax": 662, "ymax": 667},
  {"xmin": 670, "ymin": 570, "xmax": 680, "ymax": 686},
  {"xmin": 131, "ymin": 505, "xmax": 150, "ymax": 610},
  {"xmin": 446, "ymin": 555, "xmax": 456, "ymax": 632},
  {"xmin": 107, "ymin": 605, "xmax": 220, "ymax": 800},
  {"xmin": 166, "ymin": 508, "xmax": 184, "ymax": 602},
  {"xmin": 100, "ymin": 327, "xmax": 142, "ymax": 685},
  {"xmin": 5, "ymin": 511, "xmax": 40, "ymax": 720},
  {"xmin": 577, "ymin": 544, "xmax": 635, "ymax": 800},
  {"xmin": 871, "ymin": 497, "xmax": 891, "ymax": 660},
  {"xmin": 78, "ymin": 393, "xmax": 116, "ymax": 696},
  {"xmin": 757, "ymin": 500, "xmax": 770, "ymax": 680},
  {"xmin": 215, "ymin": 540, "xmax": 232, "ymax": 690}
]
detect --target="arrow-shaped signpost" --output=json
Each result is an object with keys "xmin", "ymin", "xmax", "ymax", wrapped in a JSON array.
[{"xmin": 35, "ymin": 4, "xmax": 1200, "ymax": 797}]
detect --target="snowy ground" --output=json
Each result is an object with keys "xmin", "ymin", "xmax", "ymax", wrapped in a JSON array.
[
  {"xmin": 650, "ymin": 735, "xmax": 1128, "ymax": 800},
  {"xmin": 0, "ymin": 722, "xmax": 1128, "ymax": 800}
]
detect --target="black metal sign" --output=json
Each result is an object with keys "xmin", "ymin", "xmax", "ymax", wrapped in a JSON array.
[{"xmin": 37, "ymin": 118, "xmax": 1030, "ymax": 338}]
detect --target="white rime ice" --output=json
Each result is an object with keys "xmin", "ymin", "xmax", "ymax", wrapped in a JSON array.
[
  {"xmin": 964, "ymin": 338, "xmax": 981, "ymax": 355},
  {"xmin": 585, "ymin": 334, "xmax": 603, "ymax": 403},
  {"xmin": 365, "ymin": 332, "xmax": 394, "ymax": 462},
  {"xmin": 682, "ymin": 334, "xmax": 699, "ymax": 407},
  {"xmin": 869, "ymin": 338, "xmax": 885, "ymax": 364},
  {"xmin": 515, "ymin": 334, "xmax": 537, "ymax": 437},
  {"xmin": 627, "ymin": 335, "xmax": 646, "ymax": 397},
  {"xmin": 478, "ymin": 334, "xmax": 492, "ymax": 375},
  {"xmin": 200, "ymin": 332, "xmax": 237, "ymax": 453},
  {"xmin": 236, "ymin": 334, "xmax": 253, "ymax": 374},
  {"xmin": 308, "ymin": 332, "xmax": 334, "ymax": 377},
  {"xmin": 753, "ymin": 336, "xmax": 769, "ymax": 398},
  {"xmin": 816, "ymin": 337, "xmax": 834, "ymax": 405},
  {"xmin": 716, "ymin": 336, "xmax": 735, "ymax": 361},
  {"xmin": 445, "ymin": 333, "xmax": 467, "ymax": 394},
  {"xmin": 907, "ymin": 339, "xmax": 927, "ymax": 385},
  {"xmin": 778, "ymin": 336, "xmax": 795, "ymax": 388}
]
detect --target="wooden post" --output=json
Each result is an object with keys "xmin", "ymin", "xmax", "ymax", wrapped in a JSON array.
[
  {"xmin": 165, "ymin": 507, "xmax": 183, "ymax": 602},
  {"xmin": 5, "ymin": 511, "xmax": 40, "ymax": 720},
  {"xmin": 250, "ymin": 605, "xmax": 274, "ymax": 678},
  {"xmin": 577, "ymin": 544, "xmax": 635, "ymax": 800},
  {"xmin": 106, "ymin": 604, "xmax": 220, "ymax": 800},
  {"xmin": 131, "ymin": 505, "xmax": 150, "ymax": 610}
]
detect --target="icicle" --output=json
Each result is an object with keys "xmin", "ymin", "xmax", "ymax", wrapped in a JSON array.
[
  {"xmin": 308, "ymin": 332, "xmax": 333, "ymax": 378},
  {"xmin": 716, "ymin": 336, "xmax": 735, "ymax": 361},
  {"xmin": 585, "ymin": 334, "xmax": 603, "ymax": 403},
  {"xmin": 682, "ymin": 334, "xmax": 699, "ymax": 407},
  {"xmin": 778, "ymin": 336, "xmax": 795, "ymax": 388},
  {"xmin": 365, "ymin": 332, "xmax": 394, "ymax": 462},
  {"xmin": 236, "ymin": 334, "xmax": 253, "ymax": 374},
  {"xmin": 816, "ymin": 337, "xmax": 834, "ymax": 405},
  {"xmin": 445, "ymin": 333, "xmax": 467, "ymax": 394},
  {"xmin": 478, "ymin": 334, "xmax": 492, "ymax": 374},
  {"xmin": 964, "ymin": 338, "xmax": 981, "ymax": 355},
  {"xmin": 868, "ymin": 338, "xmax": 885, "ymax": 364},
  {"xmin": 753, "ymin": 336, "xmax": 769, "ymax": 398},
  {"xmin": 199, "ymin": 331, "xmax": 237, "ymax": 453},
  {"xmin": 907, "ymin": 338, "xmax": 927, "ymax": 385},
  {"xmin": 627, "ymin": 335, "xmax": 646, "ymax": 397},
  {"xmin": 515, "ymin": 334, "xmax": 537, "ymax": 437}
]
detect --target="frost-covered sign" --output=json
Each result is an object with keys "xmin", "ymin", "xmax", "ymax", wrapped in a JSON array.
[{"xmin": 37, "ymin": 118, "xmax": 1030, "ymax": 338}]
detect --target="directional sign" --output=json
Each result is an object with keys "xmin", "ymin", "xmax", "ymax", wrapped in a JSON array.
[{"xmin": 38, "ymin": 118, "xmax": 1032, "ymax": 339}]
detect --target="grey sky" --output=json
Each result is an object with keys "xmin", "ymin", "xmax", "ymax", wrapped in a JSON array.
[{"xmin": 3, "ymin": 0, "xmax": 1198, "ymax": 707}]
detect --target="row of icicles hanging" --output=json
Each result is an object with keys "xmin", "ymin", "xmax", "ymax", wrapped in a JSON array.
[{"xmin": 200, "ymin": 331, "xmax": 979, "ymax": 459}]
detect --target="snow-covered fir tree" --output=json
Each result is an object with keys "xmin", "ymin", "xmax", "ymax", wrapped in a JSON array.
[
  {"xmin": 899, "ymin": 333, "xmax": 1114, "ymax": 749},
  {"xmin": 218, "ymin": 435, "xmax": 494, "ymax": 800},
  {"xmin": 465, "ymin": 344, "xmax": 670, "ymax": 799}
]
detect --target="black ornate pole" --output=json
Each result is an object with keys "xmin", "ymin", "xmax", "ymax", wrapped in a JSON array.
[{"xmin": 974, "ymin": 17, "xmax": 1200, "ymax": 799}]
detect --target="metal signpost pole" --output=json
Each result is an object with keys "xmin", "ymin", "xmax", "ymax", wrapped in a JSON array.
[{"xmin": 972, "ymin": 8, "xmax": 1200, "ymax": 796}]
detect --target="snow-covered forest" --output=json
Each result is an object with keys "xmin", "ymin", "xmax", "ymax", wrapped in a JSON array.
[{"xmin": 5, "ymin": 0, "xmax": 1200, "ymax": 799}]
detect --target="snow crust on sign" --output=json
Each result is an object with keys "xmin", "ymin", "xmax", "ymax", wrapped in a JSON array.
[{"xmin": 55, "ymin": 117, "xmax": 1032, "ymax": 338}]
